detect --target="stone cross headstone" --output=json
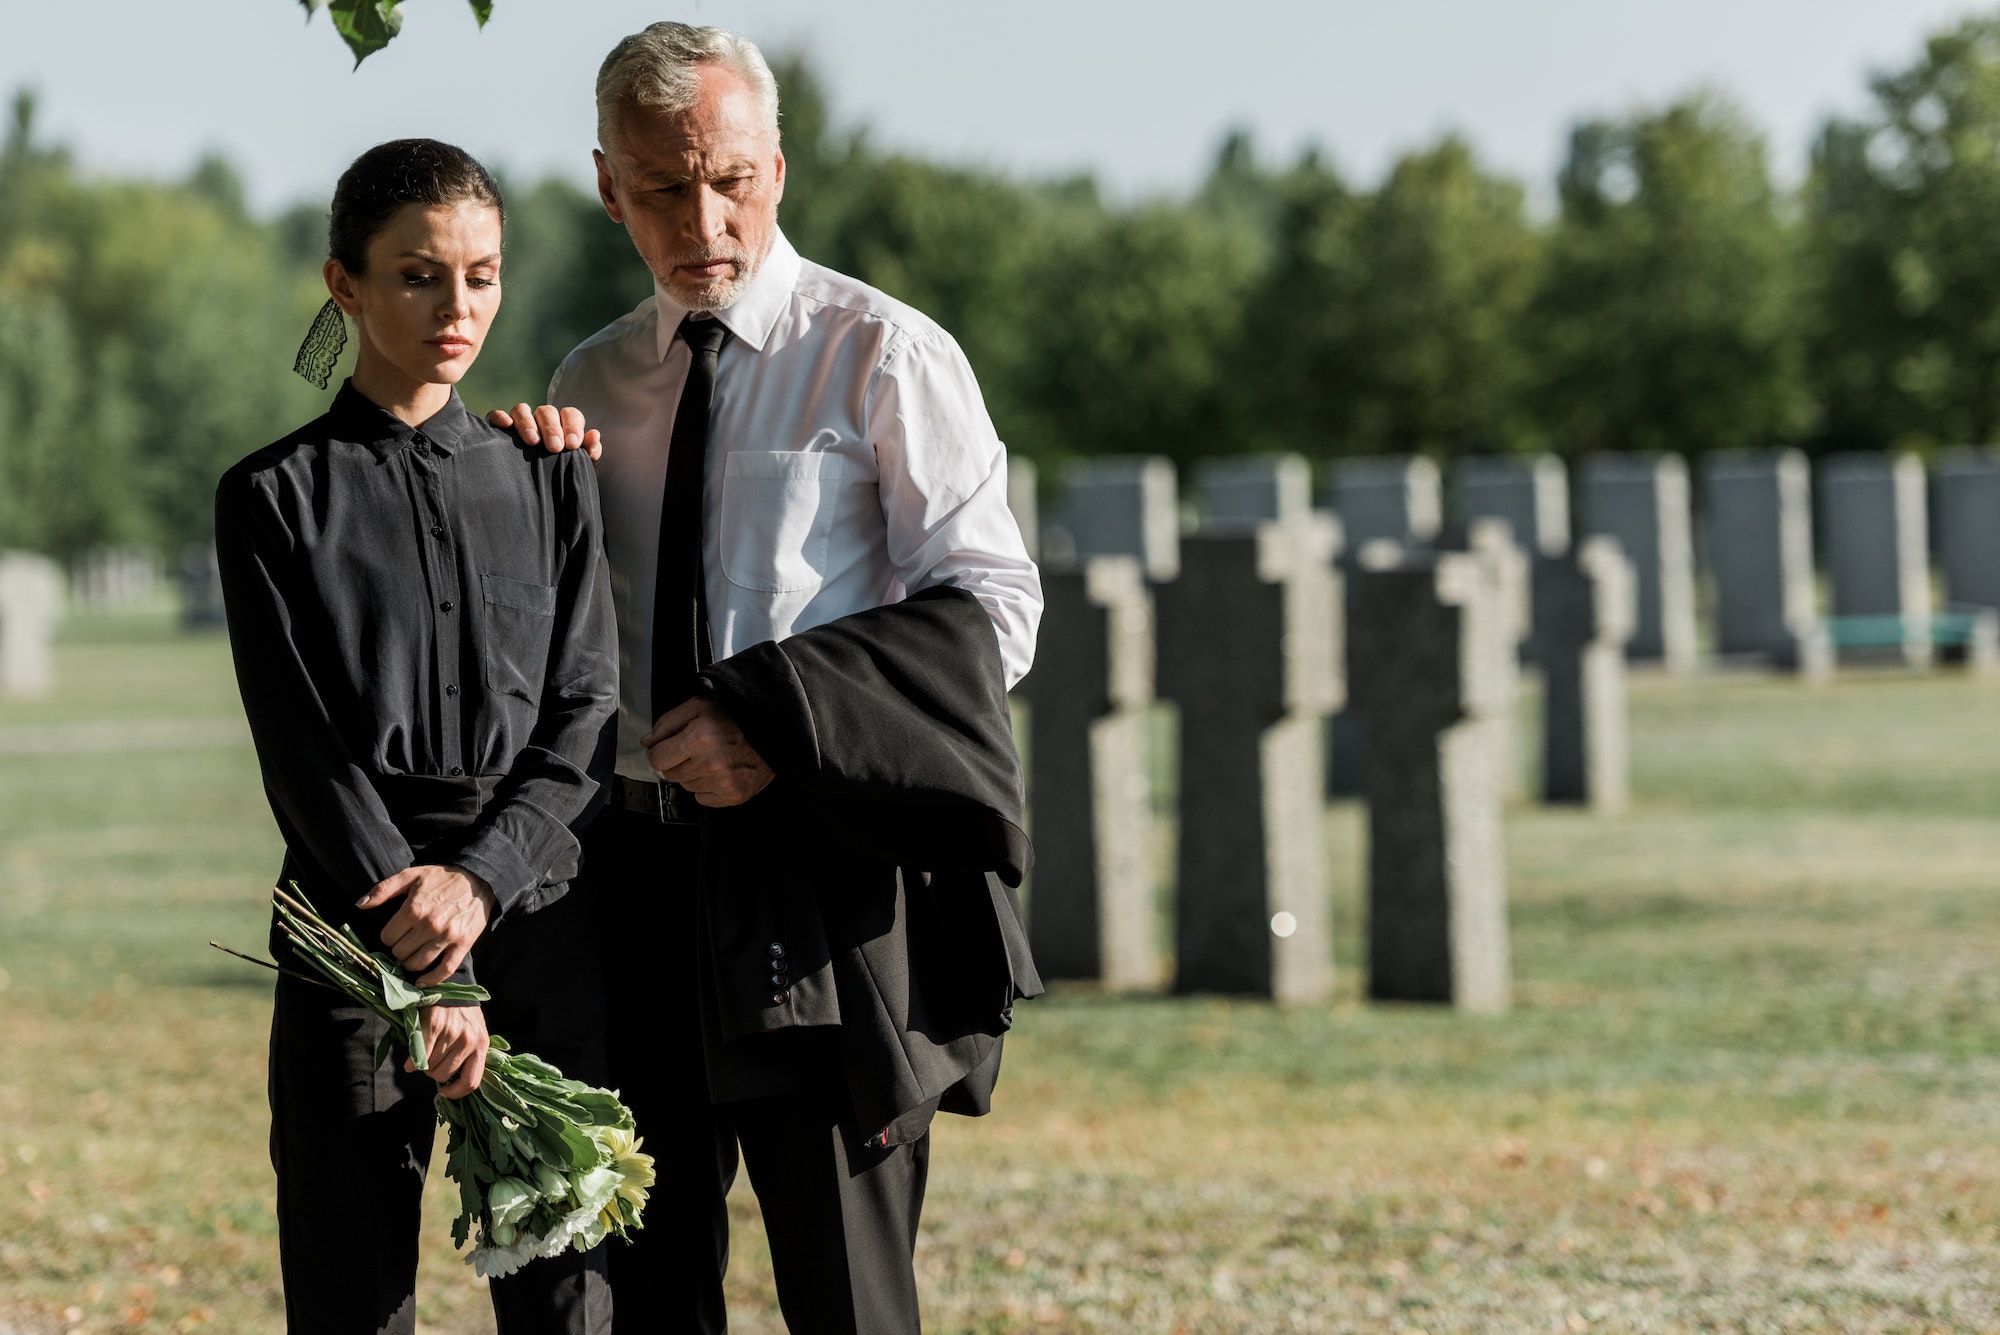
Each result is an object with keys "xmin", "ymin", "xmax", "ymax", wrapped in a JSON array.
[
  {"xmin": 180, "ymin": 542, "xmax": 227, "ymax": 630},
  {"xmin": 1438, "ymin": 519, "xmax": 1529, "ymax": 801},
  {"xmin": 1456, "ymin": 454, "xmax": 1570, "ymax": 557},
  {"xmin": 1346, "ymin": 552, "xmax": 1511, "ymax": 1013},
  {"xmin": 1326, "ymin": 455, "xmax": 1442, "ymax": 551},
  {"xmin": 1005, "ymin": 451, "xmax": 1039, "ymax": 564},
  {"xmin": 1157, "ymin": 521, "xmax": 1341, "ymax": 1004},
  {"xmin": 1702, "ymin": 449, "xmax": 1828, "ymax": 675},
  {"xmin": 1936, "ymin": 447, "xmax": 2000, "ymax": 616},
  {"xmin": 1820, "ymin": 451, "xmax": 1932, "ymax": 668},
  {"xmin": 1580, "ymin": 453, "xmax": 1697, "ymax": 672},
  {"xmin": 1018, "ymin": 556, "xmax": 1159, "ymax": 990},
  {"xmin": 1529, "ymin": 537, "xmax": 1635, "ymax": 812},
  {"xmin": 0, "ymin": 551, "xmax": 64, "ymax": 699},
  {"xmin": 1045, "ymin": 455, "xmax": 1180, "ymax": 582}
]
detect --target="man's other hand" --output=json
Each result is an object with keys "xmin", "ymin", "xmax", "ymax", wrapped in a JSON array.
[
  {"xmin": 487, "ymin": 404, "xmax": 602, "ymax": 460},
  {"xmin": 642, "ymin": 697, "xmax": 775, "ymax": 807},
  {"xmin": 409, "ymin": 1002, "xmax": 489, "ymax": 1099},
  {"xmin": 356, "ymin": 864, "xmax": 497, "ymax": 986}
]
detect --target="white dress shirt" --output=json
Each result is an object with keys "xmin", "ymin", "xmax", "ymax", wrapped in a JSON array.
[{"xmin": 550, "ymin": 228, "xmax": 1043, "ymax": 781}]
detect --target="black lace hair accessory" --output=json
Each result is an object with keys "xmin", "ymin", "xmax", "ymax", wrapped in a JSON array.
[{"xmin": 293, "ymin": 299, "xmax": 349, "ymax": 390}]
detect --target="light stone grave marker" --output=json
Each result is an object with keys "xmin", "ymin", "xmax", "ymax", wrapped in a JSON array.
[
  {"xmin": 1821, "ymin": 451, "xmax": 1931, "ymax": 668},
  {"xmin": 1018, "ymin": 555, "xmax": 1159, "ymax": 989},
  {"xmin": 1702, "ymin": 449, "xmax": 1828, "ymax": 676},
  {"xmin": 1456, "ymin": 454, "xmax": 1570, "ymax": 557},
  {"xmin": 1158, "ymin": 521, "xmax": 1340, "ymax": 1004},
  {"xmin": 1580, "ymin": 453, "xmax": 1697, "ymax": 672},
  {"xmin": 1044, "ymin": 455, "xmax": 1180, "ymax": 582},
  {"xmin": 1005, "ymin": 451, "xmax": 1039, "ymax": 563},
  {"xmin": 0, "ymin": 552, "xmax": 64, "ymax": 699},
  {"xmin": 1347, "ymin": 552, "xmax": 1511, "ymax": 1013},
  {"xmin": 1529, "ymin": 537, "xmax": 1635, "ymax": 812},
  {"xmin": 1326, "ymin": 455, "xmax": 1441, "ymax": 551}
]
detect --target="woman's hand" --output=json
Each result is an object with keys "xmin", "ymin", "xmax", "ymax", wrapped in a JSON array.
[
  {"xmin": 408, "ymin": 1003, "xmax": 489, "ymax": 1099},
  {"xmin": 488, "ymin": 403, "xmax": 601, "ymax": 460},
  {"xmin": 355, "ymin": 864, "xmax": 496, "ymax": 985}
]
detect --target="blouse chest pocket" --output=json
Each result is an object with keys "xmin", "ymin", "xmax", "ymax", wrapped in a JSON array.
[
  {"xmin": 719, "ymin": 451, "xmax": 846, "ymax": 593},
  {"xmin": 480, "ymin": 573, "xmax": 557, "ymax": 703}
]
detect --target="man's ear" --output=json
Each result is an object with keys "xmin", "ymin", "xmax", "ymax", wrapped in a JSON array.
[
  {"xmin": 770, "ymin": 147, "xmax": 786, "ymax": 208},
  {"xmin": 323, "ymin": 258, "xmax": 362, "ymax": 318},
  {"xmin": 594, "ymin": 149, "xmax": 625, "ymax": 225}
]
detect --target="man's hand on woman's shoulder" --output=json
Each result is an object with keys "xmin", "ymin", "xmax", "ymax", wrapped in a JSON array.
[{"xmin": 487, "ymin": 404, "xmax": 602, "ymax": 460}]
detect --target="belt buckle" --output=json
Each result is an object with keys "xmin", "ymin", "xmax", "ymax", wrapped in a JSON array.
[{"xmin": 657, "ymin": 782, "xmax": 699, "ymax": 825}]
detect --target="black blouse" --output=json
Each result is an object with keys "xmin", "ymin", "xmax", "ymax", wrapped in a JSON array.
[{"xmin": 215, "ymin": 383, "xmax": 618, "ymax": 977}]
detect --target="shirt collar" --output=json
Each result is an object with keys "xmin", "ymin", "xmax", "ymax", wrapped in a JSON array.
[
  {"xmin": 330, "ymin": 381, "xmax": 480, "ymax": 456},
  {"xmin": 651, "ymin": 227, "xmax": 801, "ymax": 361}
]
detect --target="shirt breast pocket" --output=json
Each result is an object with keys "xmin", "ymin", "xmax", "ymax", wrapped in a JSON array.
[
  {"xmin": 480, "ymin": 573, "xmax": 557, "ymax": 703},
  {"xmin": 719, "ymin": 451, "xmax": 846, "ymax": 593}
]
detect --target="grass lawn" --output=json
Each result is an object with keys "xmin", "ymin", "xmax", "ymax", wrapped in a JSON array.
[{"xmin": 3, "ymin": 611, "xmax": 1999, "ymax": 1334}]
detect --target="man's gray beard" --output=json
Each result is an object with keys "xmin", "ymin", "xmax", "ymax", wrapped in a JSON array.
[{"xmin": 662, "ymin": 250, "xmax": 760, "ymax": 312}]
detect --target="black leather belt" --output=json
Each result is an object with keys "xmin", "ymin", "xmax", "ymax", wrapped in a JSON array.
[{"xmin": 611, "ymin": 774, "xmax": 705, "ymax": 825}]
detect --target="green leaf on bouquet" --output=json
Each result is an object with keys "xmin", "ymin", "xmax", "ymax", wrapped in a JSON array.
[
  {"xmin": 373, "ymin": 1028, "xmax": 399, "ymax": 1072},
  {"xmin": 380, "ymin": 969, "xmax": 421, "ymax": 1011},
  {"xmin": 487, "ymin": 1033, "xmax": 512, "ymax": 1052},
  {"xmin": 467, "ymin": 0, "xmax": 494, "ymax": 28}
]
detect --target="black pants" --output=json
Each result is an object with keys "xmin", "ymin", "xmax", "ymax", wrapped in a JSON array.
[
  {"xmin": 583, "ymin": 806, "xmax": 929, "ymax": 1335},
  {"xmin": 268, "ymin": 885, "xmax": 613, "ymax": 1335}
]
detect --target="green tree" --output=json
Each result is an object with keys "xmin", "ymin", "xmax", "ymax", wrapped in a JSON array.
[
  {"xmin": 1805, "ymin": 14, "xmax": 2000, "ymax": 450},
  {"xmin": 1239, "ymin": 138, "xmax": 1539, "ymax": 459},
  {"xmin": 1529, "ymin": 94, "xmax": 1807, "ymax": 456}
]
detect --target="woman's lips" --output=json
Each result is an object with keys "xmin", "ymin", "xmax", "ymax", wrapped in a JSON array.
[{"xmin": 427, "ymin": 337, "xmax": 473, "ymax": 355}]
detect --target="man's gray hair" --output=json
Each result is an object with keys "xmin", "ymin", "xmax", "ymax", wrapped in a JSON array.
[{"xmin": 596, "ymin": 22, "xmax": 780, "ymax": 157}]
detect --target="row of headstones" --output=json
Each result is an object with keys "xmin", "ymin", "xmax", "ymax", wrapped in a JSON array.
[
  {"xmin": 1009, "ymin": 453, "xmax": 1638, "ymax": 1013},
  {"xmin": 0, "ymin": 545, "xmax": 226, "ymax": 700},
  {"xmin": 1266, "ymin": 447, "xmax": 1999, "ymax": 675}
]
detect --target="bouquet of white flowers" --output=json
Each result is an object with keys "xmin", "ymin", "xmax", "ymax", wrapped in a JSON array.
[{"xmin": 216, "ymin": 885, "xmax": 654, "ymax": 1278}]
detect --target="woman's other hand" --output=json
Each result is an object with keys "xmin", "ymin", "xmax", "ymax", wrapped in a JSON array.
[
  {"xmin": 356, "ymin": 864, "xmax": 496, "ymax": 985},
  {"xmin": 487, "ymin": 403, "xmax": 601, "ymax": 459},
  {"xmin": 409, "ymin": 1002, "xmax": 489, "ymax": 1099}
]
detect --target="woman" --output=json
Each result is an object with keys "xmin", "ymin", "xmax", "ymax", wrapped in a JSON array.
[{"xmin": 215, "ymin": 139, "xmax": 617, "ymax": 1335}]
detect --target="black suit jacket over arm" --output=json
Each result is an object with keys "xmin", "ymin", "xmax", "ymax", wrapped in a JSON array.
[{"xmin": 698, "ymin": 586, "xmax": 1043, "ymax": 1147}]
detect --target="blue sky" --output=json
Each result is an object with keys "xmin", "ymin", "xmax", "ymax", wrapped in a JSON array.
[{"xmin": 2, "ymin": 0, "xmax": 1984, "ymax": 214}]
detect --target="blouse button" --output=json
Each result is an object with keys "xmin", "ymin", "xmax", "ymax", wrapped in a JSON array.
[
  {"xmin": 431, "ymin": 525, "xmax": 446, "ymax": 539},
  {"xmin": 450, "ymin": 766, "xmax": 464, "ymax": 776},
  {"xmin": 445, "ymin": 684, "xmax": 458, "ymax": 697},
  {"xmin": 440, "ymin": 600, "xmax": 454, "ymax": 613}
]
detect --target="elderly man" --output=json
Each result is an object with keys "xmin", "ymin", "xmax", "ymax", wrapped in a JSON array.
[{"xmin": 502, "ymin": 21, "xmax": 1042, "ymax": 1335}]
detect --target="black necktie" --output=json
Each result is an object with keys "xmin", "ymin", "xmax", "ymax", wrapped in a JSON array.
[{"xmin": 650, "ymin": 315, "xmax": 729, "ymax": 720}]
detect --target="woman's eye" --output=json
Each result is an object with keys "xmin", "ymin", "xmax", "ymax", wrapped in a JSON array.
[
  {"xmin": 404, "ymin": 274, "xmax": 434, "ymax": 287},
  {"xmin": 469, "ymin": 277, "xmax": 498, "ymax": 289}
]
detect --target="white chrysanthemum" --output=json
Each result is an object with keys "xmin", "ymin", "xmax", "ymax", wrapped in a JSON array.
[
  {"xmin": 467, "ymin": 1227, "xmax": 544, "ymax": 1279},
  {"xmin": 537, "ymin": 1165, "xmax": 621, "ymax": 1257}
]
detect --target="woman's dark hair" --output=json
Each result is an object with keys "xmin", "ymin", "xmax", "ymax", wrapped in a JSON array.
[{"xmin": 328, "ymin": 138, "xmax": 504, "ymax": 273}]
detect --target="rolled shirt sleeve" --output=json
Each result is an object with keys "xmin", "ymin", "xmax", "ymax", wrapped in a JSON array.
[{"xmin": 868, "ymin": 329, "xmax": 1042, "ymax": 688}]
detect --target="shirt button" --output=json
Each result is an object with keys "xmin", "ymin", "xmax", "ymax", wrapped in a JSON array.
[
  {"xmin": 412, "ymin": 432, "xmax": 428, "ymax": 446},
  {"xmin": 445, "ymin": 684, "xmax": 458, "ymax": 696},
  {"xmin": 440, "ymin": 600, "xmax": 454, "ymax": 613},
  {"xmin": 449, "ymin": 766, "xmax": 465, "ymax": 776},
  {"xmin": 431, "ymin": 525, "xmax": 446, "ymax": 539}
]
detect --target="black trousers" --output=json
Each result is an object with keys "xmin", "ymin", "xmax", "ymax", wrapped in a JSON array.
[
  {"xmin": 268, "ymin": 884, "xmax": 613, "ymax": 1335},
  {"xmin": 583, "ymin": 806, "xmax": 929, "ymax": 1335}
]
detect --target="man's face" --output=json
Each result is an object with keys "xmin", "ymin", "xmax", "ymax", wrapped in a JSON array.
[{"xmin": 595, "ymin": 63, "xmax": 785, "ymax": 311}]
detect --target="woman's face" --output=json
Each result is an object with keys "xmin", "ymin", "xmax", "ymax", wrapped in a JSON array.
[{"xmin": 325, "ymin": 199, "xmax": 503, "ymax": 389}]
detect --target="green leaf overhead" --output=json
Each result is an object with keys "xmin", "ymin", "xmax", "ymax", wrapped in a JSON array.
[
  {"xmin": 468, "ymin": 0, "xmax": 494, "ymax": 27},
  {"xmin": 327, "ymin": 0, "xmax": 405, "ymax": 68}
]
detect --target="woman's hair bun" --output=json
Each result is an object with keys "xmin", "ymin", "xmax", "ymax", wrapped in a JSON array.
[{"xmin": 328, "ymin": 138, "xmax": 504, "ymax": 273}]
